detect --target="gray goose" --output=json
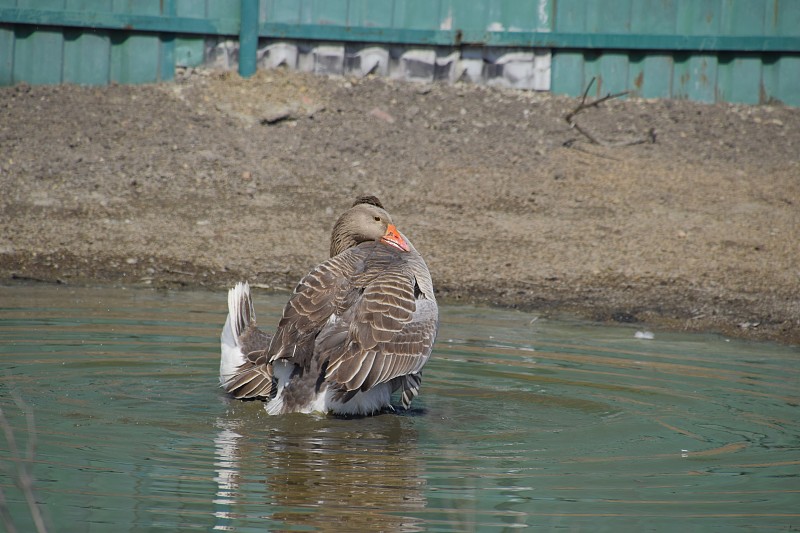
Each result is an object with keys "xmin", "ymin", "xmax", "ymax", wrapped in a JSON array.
[{"xmin": 219, "ymin": 196, "xmax": 438, "ymax": 415}]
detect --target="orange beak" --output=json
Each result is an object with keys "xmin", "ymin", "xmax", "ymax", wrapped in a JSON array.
[{"xmin": 381, "ymin": 224, "xmax": 411, "ymax": 252}]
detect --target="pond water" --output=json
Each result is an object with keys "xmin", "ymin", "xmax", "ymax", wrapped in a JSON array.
[{"xmin": 0, "ymin": 284, "xmax": 798, "ymax": 531}]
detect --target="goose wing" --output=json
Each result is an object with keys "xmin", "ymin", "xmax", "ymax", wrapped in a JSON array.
[
  {"xmin": 267, "ymin": 242, "xmax": 438, "ymax": 396},
  {"xmin": 265, "ymin": 246, "xmax": 364, "ymax": 369},
  {"xmin": 316, "ymin": 246, "xmax": 438, "ymax": 396}
]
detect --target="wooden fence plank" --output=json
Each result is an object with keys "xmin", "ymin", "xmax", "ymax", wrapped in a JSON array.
[
  {"xmin": 13, "ymin": 27, "xmax": 64, "ymax": 84},
  {"xmin": 0, "ymin": 24, "xmax": 13, "ymax": 85},
  {"xmin": 633, "ymin": 54, "xmax": 674, "ymax": 99},
  {"xmin": 551, "ymin": 50, "xmax": 585, "ymax": 96},
  {"xmin": 348, "ymin": 0, "xmax": 394, "ymax": 28}
]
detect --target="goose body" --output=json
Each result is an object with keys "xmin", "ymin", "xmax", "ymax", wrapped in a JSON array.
[{"xmin": 219, "ymin": 197, "xmax": 438, "ymax": 415}]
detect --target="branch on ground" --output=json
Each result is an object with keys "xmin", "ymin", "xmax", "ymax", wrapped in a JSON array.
[{"xmin": 564, "ymin": 78, "xmax": 656, "ymax": 147}]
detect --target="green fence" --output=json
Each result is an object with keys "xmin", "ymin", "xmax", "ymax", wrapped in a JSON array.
[{"xmin": 1, "ymin": 0, "xmax": 798, "ymax": 105}]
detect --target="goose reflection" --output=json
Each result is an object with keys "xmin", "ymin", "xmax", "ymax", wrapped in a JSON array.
[{"xmin": 212, "ymin": 405, "xmax": 426, "ymax": 531}]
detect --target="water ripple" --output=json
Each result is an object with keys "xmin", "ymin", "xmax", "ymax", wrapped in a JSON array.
[{"xmin": 1, "ymin": 285, "xmax": 798, "ymax": 531}]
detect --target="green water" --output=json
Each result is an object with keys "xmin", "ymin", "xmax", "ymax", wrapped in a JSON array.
[{"xmin": 0, "ymin": 284, "xmax": 798, "ymax": 532}]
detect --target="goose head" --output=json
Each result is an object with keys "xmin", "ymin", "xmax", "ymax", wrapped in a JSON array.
[{"xmin": 330, "ymin": 199, "xmax": 411, "ymax": 257}]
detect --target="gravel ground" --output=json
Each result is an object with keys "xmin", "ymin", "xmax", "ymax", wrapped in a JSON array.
[{"xmin": 1, "ymin": 68, "xmax": 798, "ymax": 343}]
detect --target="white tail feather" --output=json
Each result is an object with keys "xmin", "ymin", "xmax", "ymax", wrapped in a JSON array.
[{"xmin": 220, "ymin": 282, "xmax": 253, "ymax": 386}]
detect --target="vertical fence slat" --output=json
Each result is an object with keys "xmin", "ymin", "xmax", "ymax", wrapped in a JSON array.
[
  {"xmin": 485, "ymin": 0, "xmax": 507, "ymax": 30},
  {"xmin": 14, "ymin": 0, "xmax": 64, "ymax": 84},
  {"xmin": 551, "ymin": 51, "xmax": 585, "ymax": 96},
  {"xmin": 771, "ymin": 0, "xmax": 800, "ymax": 105},
  {"xmin": 174, "ymin": 0, "xmax": 206, "ymax": 67},
  {"xmin": 393, "ymin": 0, "xmax": 442, "ymax": 30},
  {"xmin": 718, "ymin": 54, "xmax": 762, "ymax": 104},
  {"xmin": 62, "ymin": 0, "xmax": 111, "ymax": 85},
  {"xmin": 634, "ymin": 54, "xmax": 674, "ymax": 99},
  {"xmin": 446, "ymin": 0, "xmax": 484, "ymax": 32},
  {"xmin": 763, "ymin": 55, "xmax": 800, "ymax": 106},
  {"xmin": 0, "ymin": 24, "xmax": 13, "ymax": 85},
  {"xmin": 159, "ymin": 0, "xmax": 176, "ymax": 82},
  {"xmin": 308, "ymin": 0, "xmax": 347, "ymax": 26},
  {"xmin": 675, "ymin": 0, "xmax": 721, "ymax": 102},
  {"xmin": 264, "ymin": 0, "xmax": 302, "ymax": 24},
  {"xmin": 589, "ymin": 0, "xmax": 631, "ymax": 33},
  {"xmin": 110, "ymin": 33, "xmax": 160, "ymax": 83},
  {"xmin": 108, "ymin": 0, "xmax": 162, "ymax": 84},
  {"xmin": 775, "ymin": 0, "xmax": 800, "ymax": 35},
  {"xmin": 628, "ymin": 1, "xmax": 676, "ymax": 99},
  {"xmin": 1, "ymin": 0, "xmax": 17, "ymax": 84},
  {"xmin": 63, "ymin": 29, "xmax": 111, "ymax": 84},
  {"xmin": 596, "ymin": 53, "xmax": 629, "ymax": 95},
  {"xmin": 717, "ymin": 1, "xmax": 764, "ymax": 105},
  {"xmin": 553, "ymin": 0, "xmax": 586, "ymax": 31},
  {"xmin": 631, "ymin": 0, "xmax": 677, "ymax": 34},
  {"xmin": 239, "ymin": 0, "xmax": 258, "ymax": 77},
  {"xmin": 536, "ymin": 0, "xmax": 554, "ymax": 31},
  {"xmin": 13, "ymin": 27, "xmax": 64, "ymax": 84},
  {"xmin": 551, "ymin": 0, "xmax": 586, "ymax": 96},
  {"xmin": 346, "ymin": 0, "xmax": 364, "ymax": 26},
  {"xmin": 348, "ymin": 0, "xmax": 394, "ymax": 27}
]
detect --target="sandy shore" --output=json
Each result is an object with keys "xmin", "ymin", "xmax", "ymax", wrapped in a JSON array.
[{"xmin": 1, "ymin": 69, "xmax": 798, "ymax": 343}]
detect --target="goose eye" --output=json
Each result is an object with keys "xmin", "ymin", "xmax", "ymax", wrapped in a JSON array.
[{"xmin": 373, "ymin": 216, "xmax": 381, "ymax": 222}]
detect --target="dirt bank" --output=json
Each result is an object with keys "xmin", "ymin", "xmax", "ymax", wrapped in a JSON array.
[{"xmin": 1, "ymin": 69, "xmax": 798, "ymax": 343}]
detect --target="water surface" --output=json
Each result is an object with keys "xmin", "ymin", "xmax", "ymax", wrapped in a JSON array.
[{"xmin": 1, "ymin": 284, "xmax": 798, "ymax": 531}]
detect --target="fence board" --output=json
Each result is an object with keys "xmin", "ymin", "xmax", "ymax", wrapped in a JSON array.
[
  {"xmin": 63, "ymin": 29, "xmax": 110, "ymax": 85},
  {"xmin": 764, "ymin": 55, "xmax": 800, "ymax": 106},
  {"xmin": 677, "ymin": 0, "xmax": 721, "ymax": 36},
  {"xmin": 0, "ymin": 24, "xmax": 13, "ymax": 85},
  {"xmin": 264, "ymin": 0, "xmax": 301, "ymax": 24},
  {"xmin": 596, "ymin": 52, "xmax": 629, "ymax": 96},
  {"xmin": 631, "ymin": 54, "xmax": 674, "ymax": 99},
  {"xmin": 631, "ymin": 0, "xmax": 677, "ymax": 34},
  {"xmin": 775, "ymin": 1, "xmax": 800, "ymax": 35},
  {"xmin": 588, "ymin": 0, "xmax": 631, "ymax": 33},
  {"xmin": 348, "ymin": 0, "xmax": 394, "ymax": 28},
  {"xmin": 551, "ymin": 50, "xmax": 584, "ymax": 96},
  {"xmin": 393, "ymin": 0, "xmax": 442, "ymax": 31},
  {"xmin": 13, "ymin": 27, "xmax": 64, "ymax": 85},
  {"xmin": 308, "ymin": 0, "xmax": 348, "ymax": 26},
  {"xmin": 62, "ymin": 0, "xmax": 111, "ymax": 85},
  {"xmin": 553, "ymin": 0, "xmax": 584, "ymax": 32}
]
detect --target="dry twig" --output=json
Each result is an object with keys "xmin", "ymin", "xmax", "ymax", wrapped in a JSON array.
[
  {"xmin": 564, "ymin": 78, "xmax": 655, "ymax": 147},
  {"xmin": 0, "ymin": 392, "xmax": 48, "ymax": 533}
]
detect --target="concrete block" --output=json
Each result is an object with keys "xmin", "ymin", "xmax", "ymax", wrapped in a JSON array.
[
  {"xmin": 205, "ymin": 38, "xmax": 237, "ymax": 70},
  {"xmin": 495, "ymin": 51, "xmax": 537, "ymax": 89},
  {"xmin": 434, "ymin": 51, "xmax": 459, "ymax": 82},
  {"xmin": 311, "ymin": 45, "xmax": 345, "ymax": 75},
  {"xmin": 398, "ymin": 49, "xmax": 436, "ymax": 82},
  {"xmin": 345, "ymin": 45, "xmax": 389, "ymax": 77},
  {"xmin": 455, "ymin": 48, "xmax": 485, "ymax": 83},
  {"xmin": 533, "ymin": 50, "xmax": 551, "ymax": 91},
  {"xmin": 261, "ymin": 42, "xmax": 298, "ymax": 69}
]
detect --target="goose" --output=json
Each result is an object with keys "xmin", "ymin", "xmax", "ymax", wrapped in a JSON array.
[{"xmin": 219, "ymin": 196, "xmax": 438, "ymax": 415}]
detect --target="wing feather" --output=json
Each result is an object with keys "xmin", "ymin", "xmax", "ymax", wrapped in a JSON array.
[
  {"xmin": 267, "ymin": 252, "xmax": 362, "ymax": 367},
  {"xmin": 323, "ymin": 249, "xmax": 438, "ymax": 393},
  {"xmin": 265, "ymin": 241, "xmax": 438, "ymax": 405},
  {"xmin": 222, "ymin": 351, "xmax": 275, "ymax": 399}
]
